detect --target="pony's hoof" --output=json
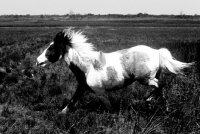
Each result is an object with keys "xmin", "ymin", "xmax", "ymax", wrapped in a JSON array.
[
  {"xmin": 145, "ymin": 97, "xmax": 155, "ymax": 111},
  {"xmin": 58, "ymin": 111, "xmax": 65, "ymax": 115},
  {"xmin": 59, "ymin": 106, "xmax": 69, "ymax": 114},
  {"xmin": 57, "ymin": 109, "xmax": 68, "ymax": 115},
  {"xmin": 146, "ymin": 96, "xmax": 153, "ymax": 102}
]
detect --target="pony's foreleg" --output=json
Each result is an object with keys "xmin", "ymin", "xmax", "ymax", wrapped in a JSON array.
[{"xmin": 61, "ymin": 86, "xmax": 85, "ymax": 114}]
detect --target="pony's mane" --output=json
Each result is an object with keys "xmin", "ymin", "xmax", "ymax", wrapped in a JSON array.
[
  {"xmin": 62, "ymin": 28, "xmax": 103, "ymax": 70},
  {"xmin": 63, "ymin": 28, "xmax": 96, "ymax": 54}
]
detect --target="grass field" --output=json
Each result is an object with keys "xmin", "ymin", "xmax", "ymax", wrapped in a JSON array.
[
  {"xmin": 0, "ymin": 20, "xmax": 200, "ymax": 133},
  {"xmin": 1, "ymin": 18, "xmax": 200, "ymax": 27}
]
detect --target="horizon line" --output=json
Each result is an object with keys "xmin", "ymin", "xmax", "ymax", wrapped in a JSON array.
[{"xmin": 0, "ymin": 13, "xmax": 199, "ymax": 16}]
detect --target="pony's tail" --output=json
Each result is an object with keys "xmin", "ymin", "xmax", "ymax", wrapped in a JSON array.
[{"xmin": 158, "ymin": 48, "xmax": 194, "ymax": 74}]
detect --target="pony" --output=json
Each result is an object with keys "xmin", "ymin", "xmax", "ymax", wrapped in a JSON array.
[{"xmin": 36, "ymin": 28, "xmax": 194, "ymax": 113}]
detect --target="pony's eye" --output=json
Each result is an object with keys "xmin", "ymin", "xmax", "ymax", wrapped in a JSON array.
[{"xmin": 48, "ymin": 45, "xmax": 54, "ymax": 51}]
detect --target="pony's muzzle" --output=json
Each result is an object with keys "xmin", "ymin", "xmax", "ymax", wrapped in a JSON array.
[{"xmin": 36, "ymin": 54, "xmax": 48, "ymax": 67}]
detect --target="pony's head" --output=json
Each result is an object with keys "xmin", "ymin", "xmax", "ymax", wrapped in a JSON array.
[
  {"xmin": 36, "ymin": 28, "xmax": 72, "ymax": 67},
  {"xmin": 36, "ymin": 28, "xmax": 95, "ymax": 67}
]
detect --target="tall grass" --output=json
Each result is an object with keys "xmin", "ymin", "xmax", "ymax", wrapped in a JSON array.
[{"xmin": 0, "ymin": 26, "xmax": 200, "ymax": 133}]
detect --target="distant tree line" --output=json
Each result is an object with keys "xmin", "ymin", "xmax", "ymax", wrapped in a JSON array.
[{"xmin": 0, "ymin": 13, "xmax": 200, "ymax": 21}]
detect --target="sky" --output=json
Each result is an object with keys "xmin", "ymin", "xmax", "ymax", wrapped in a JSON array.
[{"xmin": 0, "ymin": 0, "xmax": 200, "ymax": 15}]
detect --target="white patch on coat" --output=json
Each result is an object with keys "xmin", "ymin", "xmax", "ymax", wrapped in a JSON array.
[{"xmin": 86, "ymin": 52, "xmax": 125, "ymax": 95}]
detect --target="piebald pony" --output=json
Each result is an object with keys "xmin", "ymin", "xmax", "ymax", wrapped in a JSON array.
[{"xmin": 36, "ymin": 28, "xmax": 194, "ymax": 113}]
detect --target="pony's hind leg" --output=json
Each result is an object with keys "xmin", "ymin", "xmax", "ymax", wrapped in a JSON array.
[
  {"xmin": 146, "ymin": 78, "xmax": 169, "ymax": 111},
  {"xmin": 145, "ymin": 78, "xmax": 159, "ymax": 101},
  {"xmin": 148, "ymin": 78, "xmax": 159, "ymax": 88}
]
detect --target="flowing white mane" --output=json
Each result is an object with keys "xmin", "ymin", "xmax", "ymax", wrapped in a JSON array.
[
  {"xmin": 63, "ymin": 28, "xmax": 102, "ymax": 69},
  {"xmin": 63, "ymin": 28, "xmax": 96, "ymax": 54}
]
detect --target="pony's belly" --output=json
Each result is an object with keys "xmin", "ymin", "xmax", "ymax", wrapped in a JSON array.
[
  {"xmin": 87, "ymin": 76, "xmax": 125, "ymax": 94},
  {"xmin": 86, "ymin": 67, "xmax": 125, "ymax": 94}
]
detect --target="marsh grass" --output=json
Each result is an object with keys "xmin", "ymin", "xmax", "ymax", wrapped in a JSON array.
[{"xmin": 0, "ymin": 26, "xmax": 200, "ymax": 133}]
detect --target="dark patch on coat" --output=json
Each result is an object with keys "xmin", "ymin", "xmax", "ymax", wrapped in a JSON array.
[
  {"xmin": 106, "ymin": 66, "xmax": 118, "ymax": 84},
  {"xmin": 45, "ymin": 31, "xmax": 71, "ymax": 63},
  {"xmin": 93, "ymin": 51, "xmax": 106, "ymax": 70}
]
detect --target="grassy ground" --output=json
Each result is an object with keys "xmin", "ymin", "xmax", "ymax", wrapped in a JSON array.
[
  {"xmin": 0, "ymin": 25, "xmax": 200, "ymax": 133},
  {"xmin": 1, "ymin": 18, "xmax": 200, "ymax": 27}
]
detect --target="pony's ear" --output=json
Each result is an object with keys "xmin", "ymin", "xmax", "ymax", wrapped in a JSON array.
[
  {"xmin": 53, "ymin": 29, "xmax": 73, "ymax": 58},
  {"xmin": 55, "ymin": 32, "xmax": 65, "ymax": 42}
]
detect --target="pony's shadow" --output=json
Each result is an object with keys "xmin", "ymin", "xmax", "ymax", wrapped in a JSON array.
[{"xmin": 62, "ymin": 93, "xmax": 168, "ymax": 116}]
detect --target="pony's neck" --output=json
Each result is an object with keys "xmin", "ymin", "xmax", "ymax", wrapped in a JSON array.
[
  {"xmin": 67, "ymin": 48, "xmax": 97, "ymax": 74},
  {"xmin": 64, "ymin": 30, "xmax": 99, "ymax": 74}
]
